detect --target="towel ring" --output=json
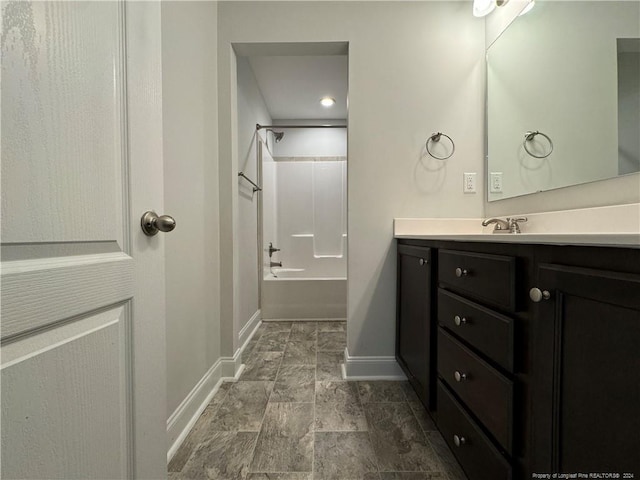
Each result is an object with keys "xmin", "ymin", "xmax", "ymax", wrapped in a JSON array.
[
  {"xmin": 523, "ymin": 131, "xmax": 553, "ymax": 159},
  {"xmin": 426, "ymin": 132, "xmax": 455, "ymax": 160}
]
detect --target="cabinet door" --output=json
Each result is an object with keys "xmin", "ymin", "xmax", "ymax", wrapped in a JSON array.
[
  {"xmin": 532, "ymin": 263, "xmax": 640, "ymax": 475},
  {"xmin": 397, "ymin": 245, "xmax": 433, "ymax": 409}
]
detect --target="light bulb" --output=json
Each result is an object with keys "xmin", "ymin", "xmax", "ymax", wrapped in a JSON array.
[
  {"xmin": 473, "ymin": 0, "xmax": 496, "ymax": 17},
  {"xmin": 320, "ymin": 97, "xmax": 336, "ymax": 107}
]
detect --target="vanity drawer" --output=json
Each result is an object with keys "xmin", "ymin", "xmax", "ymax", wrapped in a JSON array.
[
  {"xmin": 438, "ymin": 289, "xmax": 514, "ymax": 373},
  {"xmin": 438, "ymin": 328, "xmax": 513, "ymax": 453},
  {"xmin": 437, "ymin": 380, "xmax": 512, "ymax": 480},
  {"xmin": 438, "ymin": 249, "xmax": 517, "ymax": 311}
]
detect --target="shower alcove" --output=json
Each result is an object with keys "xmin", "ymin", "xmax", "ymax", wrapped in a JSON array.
[
  {"xmin": 235, "ymin": 46, "xmax": 349, "ymax": 322},
  {"xmin": 260, "ymin": 125, "xmax": 347, "ymax": 320}
]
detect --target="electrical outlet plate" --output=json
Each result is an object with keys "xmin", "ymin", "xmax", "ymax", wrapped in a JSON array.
[
  {"xmin": 490, "ymin": 172, "xmax": 503, "ymax": 193},
  {"xmin": 463, "ymin": 173, "xmax": 477, "ymax": 193}
]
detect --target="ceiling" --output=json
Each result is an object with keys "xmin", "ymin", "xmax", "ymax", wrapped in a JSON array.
[{"xmin": 248, "ymin": 55, "xmax": 348, "ymax": 120}]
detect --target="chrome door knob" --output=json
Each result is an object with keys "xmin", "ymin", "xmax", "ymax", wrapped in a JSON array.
[
  {"xmin": 454, "ymin": 371, "xmax": 467, "ymax": 382},
  {"xmin": 453, "ymin": 434, "xmax": 466, "ymax": 447},
  {"xmin": 141, "ymin": 211, "xmax": 176, "ymax": 236},
  {"xmin": 529, "ymin": 287, "xmax": 551, "ymax": 303},
  {"xmin": 419, "ymin": 258, "xmax": 427, "ymax": 266}
]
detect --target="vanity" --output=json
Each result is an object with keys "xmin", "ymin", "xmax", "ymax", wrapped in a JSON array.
[
  {"xmin": 395, "ymin": 221, "xmax": 640, "ymax": 480},
  {"xmin": 401, "ymin": 2, "xmax": 640, "ymax": 477},
  {"xmin": 394, "ymin": 1, "xmax": 640, "ymax": 477}
]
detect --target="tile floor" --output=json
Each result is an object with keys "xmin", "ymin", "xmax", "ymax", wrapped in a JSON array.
[{"xmin": 168, "ymin": 321, "xmax": 468, "ymax": 480}]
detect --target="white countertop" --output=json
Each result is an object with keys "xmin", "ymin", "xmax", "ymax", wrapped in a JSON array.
[
  {"xmin": 394, "ymin": 204, "xmax": 640, "ymax": 248},
  {"xmin": 395, "ymin": 232, "xmax": 640, "ymax": 247}
]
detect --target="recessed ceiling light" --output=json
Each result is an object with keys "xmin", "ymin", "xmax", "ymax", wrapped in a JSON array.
[{"xmin": 320, "ymin": 97, "xmax": 336, "ymax": 107}]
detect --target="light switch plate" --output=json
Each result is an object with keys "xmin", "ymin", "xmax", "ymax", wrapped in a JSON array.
[{"xmin": 463, "ymin": 173, "xmax": 477, "ymax": 193}]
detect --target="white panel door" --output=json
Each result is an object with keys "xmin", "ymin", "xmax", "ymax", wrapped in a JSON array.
[{"xmin": 1, "ymin": 2, "xmax": 167, "ymax": 478}]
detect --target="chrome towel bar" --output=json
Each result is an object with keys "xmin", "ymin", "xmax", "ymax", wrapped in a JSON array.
[
  {"xmin": 256, "ymin": 123, "xmax": 346, "ymax": 130},
  {"xmin": 238, "ymin": 172, "xmax": 262, "ymax": 193},
  {"xmin": 523, "ymin": 130, "xmax": 553, "ymax": 158},
  {"xmin": 426, "ymin": 132, "xmax": 455, "ymax": 160}
]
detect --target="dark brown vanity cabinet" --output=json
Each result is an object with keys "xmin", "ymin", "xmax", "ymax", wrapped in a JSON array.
[
  {"xmin": 397, "ymin": 239, "xmax": 640, "ymax": 480},
  {"xmin": 438, "ymin": 249, "xmax": 517, "ymax": 312},
  {"xmin": 436, "ymin": 248, "xmax": 518, "ymax": 479},
  {"xmin": 396, "ymin": 244, "xmax": 434, "ymax": 410},
  {"xmin": 531, "ymin": 262, "xmax": 640, "ymax": 475},
  {"xmin": 437, "ymin": 381, "xmax": 512, "ymax": 480}
]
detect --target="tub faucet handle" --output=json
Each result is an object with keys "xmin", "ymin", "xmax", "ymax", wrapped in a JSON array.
[{"xmin": 268, "ymin": 242, "xmax": 281, "ymax": 258}]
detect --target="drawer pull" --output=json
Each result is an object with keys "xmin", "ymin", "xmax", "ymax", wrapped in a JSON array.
[
  {"xmin": 529, "ymin": 287, "xmax": 551, "ymax": 302},
  {"xmin": 453, "ymin": 434, "xmax": 467, "ymax": 447},
  {"xmin": 454, "ymin": 315, "xmax": 467, "ymax": 326},
  {"xmin": 455, "ymin": 267, "xmax": 469, "ymax": 277},
  {"xmin": 419, "ymin": 258, "xmax": 428, "ymax": 266},
  {"xmin": 454, "ymin": 371, "xmax": 468, "ymax": 382}
]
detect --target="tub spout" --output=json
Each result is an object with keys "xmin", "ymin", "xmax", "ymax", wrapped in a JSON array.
[{"xmin": 270, "ymin": 261, "xmax": 282, "ymax": 267}]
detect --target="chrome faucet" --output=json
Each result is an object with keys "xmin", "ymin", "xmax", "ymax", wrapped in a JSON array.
[
  {"xmin": 268, "ymin": 242, "xmax": 280, "ymax": 258},
  {"xmin": 482, "ymin": 217, "xmax": 528, "ymax": 234},
  {"xmin": 482, "ymin": 218, "xmax": 509, "ymax": 232},
  {"xmin": 270, "ymin": 261, "xmax": 282, "ymax": 267}
]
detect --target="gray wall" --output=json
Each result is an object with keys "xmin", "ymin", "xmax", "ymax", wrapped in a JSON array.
[
  {"xmin": 236, "ymin": 57, "xmax": 272, "ymax": 336},
  {"xmin": 217, "ymin": 1, "xmax": 486, "ymax": 361},
  {"xmin": 162, "ymin": 1, "xmax": 220, "ymax": 418}
]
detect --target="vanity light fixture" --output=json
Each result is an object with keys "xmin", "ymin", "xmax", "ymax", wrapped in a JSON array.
[
  {"xmin": 320, "ymin": 97, "xmax": 336, "ymax": 107},
  {"xmin": 473, "ymin": 0, "xmax": 510, "ymax": 17},
  {"xmin": 473, "ymin": 0, "xmax": 496, "ymax": 17},
  {"xmin": 519, "ymin": 0, "xmax": 535, "ymax": 15}
]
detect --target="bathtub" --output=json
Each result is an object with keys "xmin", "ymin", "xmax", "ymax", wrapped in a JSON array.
[{"xmin": 261, "ymin": 268, "xmax": 346, "ymax": 320}]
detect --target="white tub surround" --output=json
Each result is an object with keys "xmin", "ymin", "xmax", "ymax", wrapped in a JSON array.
[
  {"xmin": 261, "ymin": 136, "xmax": 347, "ymax": 321},
  {"xmin": 267, "ymin": 157, "xmax": 347, "ymax": 276},
  {"xmin": 261, "ymin": 278, "xmax": 347, "ymax": 320},
  {"xmin": 395, "ymin": 203, "xmax": 640, "ymax": 248}
]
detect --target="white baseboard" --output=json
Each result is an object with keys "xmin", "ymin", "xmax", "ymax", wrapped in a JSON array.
[
  {"xmin": 262, "ymin": 317, "xmax": 347, "ymax": 322},
  {"xmin": 221, "ymin": 350, "xmax": 243, "ymax": 378},
  {"xmin": 167, "ymin": 356, "xmax": 247, "ymax": 463},
  {"xmin": 342, "ymin": 347, "xmax": 407, "ymax": 380},
  {"xmin": 166, "ymin": 359, "xmax": 224, "ymax": 462},
  {"xmin": 166, "ymin": 318, "xmax": 261, "ymax": 462},
  {"xmin": 238, "ymin": 309, "xmax": 261, "ymax": 348}
]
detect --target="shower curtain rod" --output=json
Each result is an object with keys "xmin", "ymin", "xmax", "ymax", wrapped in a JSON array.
[{"xmin": 256, "ymin": 123, "xmax": 346, "ymax": 130}]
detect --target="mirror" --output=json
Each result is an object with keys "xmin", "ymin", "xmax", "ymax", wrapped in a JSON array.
[{"xmin": 487, "ymin": 1, "xmax": 640, "ymax": 201}]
